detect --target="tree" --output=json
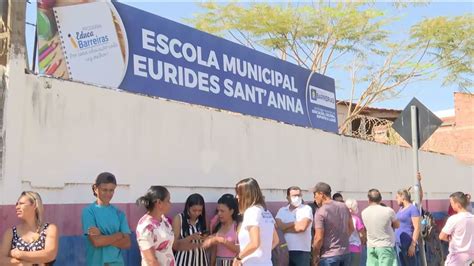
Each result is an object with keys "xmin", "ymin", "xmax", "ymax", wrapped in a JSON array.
[
  {"xmin": 190, "ymin": 2, "xmax": 473, "ymax": 134},
  {"xmin": 411, "ymin": 15, "xmax": 473, "ymax": 92}
]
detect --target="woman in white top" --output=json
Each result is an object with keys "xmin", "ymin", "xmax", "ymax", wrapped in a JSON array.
[
  {"xmin": 136, "ymin": 186, "xmax": 175, "ymax": 266},
  {"xmin": 439, "ymin": 191, "xmax": 474, "ymax": 266},
  {"xmin": 233, "ymin": 178, "xmax": 279, "ymax": 266}
]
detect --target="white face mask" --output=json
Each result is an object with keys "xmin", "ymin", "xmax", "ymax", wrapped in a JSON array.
[{"xmin": 290, "ymin": 196, "xmax": 302, "ymax": 207}]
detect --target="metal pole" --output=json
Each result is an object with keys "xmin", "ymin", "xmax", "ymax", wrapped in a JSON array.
[
  {"xmin": 32, "ymin": 27, "xmax": 37, "ymax": 73},
  {"xmin": 411, "ymin": 105, "xmax": 427, "ymax": 266}
]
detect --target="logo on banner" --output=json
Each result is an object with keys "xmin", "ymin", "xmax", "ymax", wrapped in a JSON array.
[
  {"xmin": 67, "ymin": 28, "xmax": 110, "ymax": 50},
  {"xmin": 309, "ymin": 85, "xmax": 335, "ymax": 109}
]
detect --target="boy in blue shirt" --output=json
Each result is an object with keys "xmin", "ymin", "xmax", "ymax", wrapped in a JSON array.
[{"xmin": 82, "ymin": 172, "xmax": 131, "ymax": 266}]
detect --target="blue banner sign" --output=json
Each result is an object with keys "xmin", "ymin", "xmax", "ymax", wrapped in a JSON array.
[{"xmin": 38, "ymin": 1, "xmax": 338, "ymax": 133}]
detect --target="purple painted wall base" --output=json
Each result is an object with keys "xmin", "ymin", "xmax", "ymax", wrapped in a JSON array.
[{"xmin": 0, "ymin": 199, "xmax": 451, "ymax": 265}]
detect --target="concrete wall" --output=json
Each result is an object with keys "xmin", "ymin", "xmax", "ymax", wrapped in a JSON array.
[
  {"xmin": 1, "ymin": 1, "xmax": 471, "ymax": 208},
  {"xmin": 1, "ymin": 54, "xmax": 473, "ymax": 207}
]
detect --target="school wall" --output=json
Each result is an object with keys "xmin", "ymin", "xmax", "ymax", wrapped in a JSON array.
[
  {"xmin": 1, "ymin": 49, "xmax": 473, "ymax": 264},
  {"xmin": 2, "ymin": 52, "xmax": 473, "ymax": 204}
]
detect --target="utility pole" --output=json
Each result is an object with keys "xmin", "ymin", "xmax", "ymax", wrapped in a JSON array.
[{"xmin": 411, "ymin": 105, "xmax": 427, "ymax": 266}]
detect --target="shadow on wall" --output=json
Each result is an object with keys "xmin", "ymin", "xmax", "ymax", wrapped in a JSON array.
[{"xmin": 56, "ymin": 233, "xmax": 141, "ymax": 265}]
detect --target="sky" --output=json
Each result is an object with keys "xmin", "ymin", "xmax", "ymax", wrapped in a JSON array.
[{"xmin": 25, "ymin": 1, "xmax": 473, "ymax": 113}]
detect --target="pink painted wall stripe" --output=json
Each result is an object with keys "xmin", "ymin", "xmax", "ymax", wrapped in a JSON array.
[{"xmin": 0, "ymin": 199, "xmax": 451, "ymax": 236}]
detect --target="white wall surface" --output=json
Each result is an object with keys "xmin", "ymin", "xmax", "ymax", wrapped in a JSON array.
[{"xmin": 1, "ymin": 57, "xmax": 473, "ymax": 205}]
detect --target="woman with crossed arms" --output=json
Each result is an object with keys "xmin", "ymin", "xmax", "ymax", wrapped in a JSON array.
[{"xmin": 0, "ymin": 191, "xmax": 58, "ymax": 265}]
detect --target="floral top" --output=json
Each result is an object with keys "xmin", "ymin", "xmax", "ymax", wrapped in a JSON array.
[{"xmin": 136, "ymin": 214, "xmax": 175, "ymax": 266}]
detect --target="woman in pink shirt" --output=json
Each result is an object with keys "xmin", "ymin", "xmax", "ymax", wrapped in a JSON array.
[
  {"xmin": 203, "ymin": 194, "xmax": 241, "ymax": 266},
  {"xmin": 345, "ymin": 199, "xmax": 367, "ymax": 266}
]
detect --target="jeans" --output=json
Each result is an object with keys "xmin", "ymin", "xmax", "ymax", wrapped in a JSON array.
[
  {"xmin": 319, "ymin": 253, "xmax": 351, "ymax": 266},
  {"xmin": 350, "ymin": 252, "xmax": 360, "ymax": 266},
  {"xmin": 360, "ymin": 245, "xmax": 367, "ymax": 266},
  {"xmin": 289, "ymin": 250, "xmax": 311, "ymax": 266},
  {"xmin": 396, "ymin": 244, "xmax": 420, "ymax": 266}
]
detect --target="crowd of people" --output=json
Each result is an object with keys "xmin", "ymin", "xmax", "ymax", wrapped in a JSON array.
[{"xmin": 0, "ymin": 172, "xmax": 473, "ymax": 266}]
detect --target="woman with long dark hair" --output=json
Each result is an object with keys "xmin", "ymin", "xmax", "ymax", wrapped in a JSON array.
[
  {"xmin": 203, "ymin": 194, "xmax": 241, "ymax": 266},
  {"xmin": 172, "ymin": 193, "xmax": 209, "ymax": 265},
  {"xmin": 233, "ymin": 178, "xmax": 279, "ymax": 266},
  {"xmin": 136, "ymin": 186, "xmax": 175, "ymax": 266}
]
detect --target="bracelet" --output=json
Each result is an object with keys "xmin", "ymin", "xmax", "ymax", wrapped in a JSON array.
[{"xmin": 235, "ymin": 255, "xmax": 242, "ymax": 261}]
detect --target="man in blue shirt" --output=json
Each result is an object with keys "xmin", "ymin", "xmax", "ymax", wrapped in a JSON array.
[{"xmin": 82, "ymin": 172, "xmax": 131, "ymax": 266}]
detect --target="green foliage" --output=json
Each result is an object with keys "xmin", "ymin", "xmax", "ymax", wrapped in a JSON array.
[
  {"xmin": 190, "ymin": 2, "xmax": 390, "ymax": 73},
  {"xmin": 190, "ymin": 2, "xmax": 473, "ymax": 133},
  {"xmin": 411, "ymin": 15, "xmax": 474, "ymax": 92},
  {"xmin": 387, "ymin": 127, "xmax": 402, "ymax": 145}
]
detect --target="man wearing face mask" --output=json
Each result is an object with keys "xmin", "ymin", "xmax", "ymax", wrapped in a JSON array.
[{"xmin": 276, "ymin": 186, "xmax": 314, "ymax": 266}]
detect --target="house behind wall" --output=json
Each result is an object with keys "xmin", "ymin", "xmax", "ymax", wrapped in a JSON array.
[{"xmin": 337, "ymin": 94, "xmax": 474, "ymax": 165}]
